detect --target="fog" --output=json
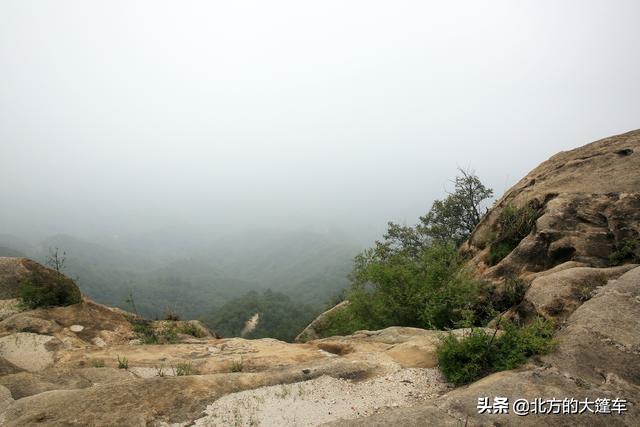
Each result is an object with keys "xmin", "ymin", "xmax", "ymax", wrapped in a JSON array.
[{"xmin": 1, "ymin": 0, "xmax": 639, "ymax": 243}]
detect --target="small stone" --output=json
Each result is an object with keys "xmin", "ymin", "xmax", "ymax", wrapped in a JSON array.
[
  {"xmin": 302, "ymin": 369, "xmax": 311, "ymax": 374},
  {"xmin": 92, "ymin": 337, "xmax": 107, "ymax": 347},
  {"xmin": 69, "ymin": 324, "xmax": 84, "ymax": 333}
]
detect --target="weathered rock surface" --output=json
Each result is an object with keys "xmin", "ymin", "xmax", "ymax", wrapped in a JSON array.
[
  {"xmin": 0, "ymin": 333, "xmax": 63, "ymax": 372},
  {"xmin": 462, "ymin": 129, "xmax": 640, "ymax": 284},
  {"xmin": 0, "ymin": 367, "xmax": 135, "ymax": 399},
  {"xmin": 0, "ymin": 323, "xmax": 468, "ymax": 426},
  {"xmin": 310, "ymin": 327, "xmax": 494, "ymax": 369},
  {"xmin": 508, "ymin": 262, "xmax": 638, "ymax": 323}
]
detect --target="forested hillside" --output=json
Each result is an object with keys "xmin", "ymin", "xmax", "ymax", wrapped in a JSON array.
[{"xmin": 0, "ymin": 229, "xmax": 360, "ymax": 339}]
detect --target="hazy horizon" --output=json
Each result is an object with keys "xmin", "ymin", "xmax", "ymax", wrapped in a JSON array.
[{"xmin": 2, "ymin": 1, "xmax": 639, "ymax": 243}]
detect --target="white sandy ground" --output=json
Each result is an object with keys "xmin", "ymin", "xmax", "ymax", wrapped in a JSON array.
[{"xmin": 181, "ymin": 368, "xmax": 451, "ymax": 427}]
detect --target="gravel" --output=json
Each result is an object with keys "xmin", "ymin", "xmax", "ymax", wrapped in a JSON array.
[{"xmin": 191, "ymin": 368, "xmax": 450, "ymax": 426}]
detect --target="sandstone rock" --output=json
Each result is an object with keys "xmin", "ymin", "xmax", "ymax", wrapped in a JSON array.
[
  {"xmin": 0, "ymin": 355, "xmax": 385, "ymax": 426},
  {"xmin": 0, "ymin": 367, "xmax": 134, "ymax": 399},
  {"xmin": 310, "ymin": 327, "xmax": 497, "ymax": 369},
  {"xmin": 0, "ymin": 333, "xmax": 63, "ymax": 372},
  {"xmin": 509, "ymin": 263, "xmax": 638, "ymax": 323},
  {"xmin": 461, "ymin": 130, "xmax": 640, "ymax": 283},
  {"xmin": 0, "ymin": 298, "xmax": 137, "ymax": 350},
  {"xmin": 0, "ymin": 300, "xmax": 21, "ymax": 322},
  {"xmin": 0, "ymin": 358, "xmax": 22, "ymax": 376},
  {"xmin": 0, "ymin": 314, "xmax": 61, "ymax": 336},
  {"xmin": 296, "ymin": 300, "xmax": 350, "ymax": 342},
  {"xmin": 0, "ymin": 384, "xmax": 13, "ymax": 414}
]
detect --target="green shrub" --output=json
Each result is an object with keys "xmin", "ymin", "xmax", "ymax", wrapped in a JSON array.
[
  {"xmin": 131, "ymin": 321, "xmax": 157, "ymax": 344},
  {"xmin": 157, "ymin": 325, "xmax": 179, "ymax": 344},
  {"xmin": 174, "ymin": 362, "xmax": 198, "ymax": 376},
  {"xmin": 117, "ymin": 355, "xmax": 129, "ymax": 369},
  {"xmin": 344, "ymin": 243, "xmax": 487, "ymax": 333},
  {"xmin": 316, "ymin": 305, "xmax": 369, "ymax": 338},
  {"xmin": 92, "ymin": 359, "xmax": 105, "ymax": 368},
  {"xmin": 609, "ymin": 239, "xmax": 639, "ymax": 266},
  {"xmin": 437, "ymin": 328, "xmax": 495, "ymax": 385},
  {"xmin": 177, "ymin": 323, "xmax": 206, "ymax": 338},
  {"xmin": 487, "ymin": 204, "xmax": 539, "ymax": 266},
  {"xmin": 155, "ymin": 364, "xmax": 167, "ymax": 377},
  {"xmin": 436, "ymin": 317, "xmax": 555, "ymax": 386},
  {"xmin": 489, "ymin": 276, "xmax": 527, "ymax": 313},
  {"xmin": 19, "ymin": 276, "xmax": 81, "ymax": 309}
]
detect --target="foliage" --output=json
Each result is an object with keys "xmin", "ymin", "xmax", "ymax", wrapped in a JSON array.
[
  {"xmin": 164, "ymin": 309, "xmax": 181, "ymax": 321},
  {"xmin": 487, "ymin": 204, "xmax": 539, "ymax": 266},
  {"xmin": 230, "ymin": 358, "xmax": 244, "ymax": 373},
  {"xmin": 174, "ymin": 362, "xmax": 198, "ymax": 376},
  {"xmin": 205, "ymin": 289, "xmax": 316, "ymax": 342},
  {"xmin": 419, "ymin": 169, "xmax": 494, "ymax": 246},
  {"xmin": 491, "ymin": 276, "xmax": 527, "ymax": 312},
  {"xmin": 316, "ymin": 305, "xmax": 369, "ymax": 338},
  {"xmin": 19, "ymin": 277, "xmax": 79, "ymax": 309},
  {"xmin": 19, "ymin": 247, "xmax": 81, "ymax": 309},
  {"xmin": 177, "ymin": 323, "xmax": 206, "ymax": 338},
  {"xmin": 334, "ymin": 242, "xmax": 487, "ymax": 333},
  {"xmin": 609, "ymin": 238, "xmax": 639, "ymax": 266},
  {"xmin": 28, "ymin": 232, "xmax": 358, "ymax": 323},
  {"xmin": 92, "ymin": 359, "xmax": 105, "ymax": 368},
  {"xmin": 117, "ymin": 355, "xmax": 129, "ymax": 369},
  {"xmin": 436, "ymin": 318, "xmax": 555, "ymax": 386},
  {"xmin": 155, "ymin": 364, "xmax": 167, "ymax": 377},
  {"xmin": 157, "ymin": 325, "xmax": 179, "ymax": 344},
  {"xmin": 131, "ymin": 320, "xmax": 157, "ymax": 344},
  {"xmin": 314, "ymin": 170, "xmax": 495, "ymax": 337}
]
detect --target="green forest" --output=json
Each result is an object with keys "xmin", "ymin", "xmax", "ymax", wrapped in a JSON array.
[{"xmin": 0, "ymin": 229, "xmax": 359, "ymax": 341}]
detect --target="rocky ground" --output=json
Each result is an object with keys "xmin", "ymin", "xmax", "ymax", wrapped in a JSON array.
[
  {"xmin": 0, "ymin": 260, "xmax": 471, "ymax": 426},
  {"xmin": 188, "ymin": 369, "xmax": 448, "ymax": 427},
  {"xmin": 0, "ymin": 130, "xmax": 639, "ymax": 426}
]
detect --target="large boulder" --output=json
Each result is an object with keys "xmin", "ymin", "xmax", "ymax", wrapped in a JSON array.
[
  {"xmin": 0, "ymin": 333, "xmax": 63, "ymax": 372},
  {"xmin": 461, "ymin": 130, "xmax": 640, "ymax": 283},
  {"xmin": 508, "ymin": 263, "xmax": 638, "ymax": 323},
  {"xmin": 0, "ymin": 257, "xmax": 81, "ymax": 305}
]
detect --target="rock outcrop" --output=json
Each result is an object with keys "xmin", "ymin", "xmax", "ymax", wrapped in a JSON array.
[{"xmin": 462, "ymin": 129, "xmax": 640, "ymax": 283}]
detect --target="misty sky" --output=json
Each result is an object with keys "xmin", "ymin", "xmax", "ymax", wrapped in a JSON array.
[{"xmin": 1, "ymin": 1, "xmax": 639, "ymax": 242}]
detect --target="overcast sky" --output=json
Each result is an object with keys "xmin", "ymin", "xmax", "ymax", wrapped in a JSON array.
[{"xmin": 1, "ymin": 1, "xmax": 639, "ymax": 241}]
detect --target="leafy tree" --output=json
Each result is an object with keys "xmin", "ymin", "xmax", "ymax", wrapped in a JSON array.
[
  {"xmin": 419, "ymin": 168, "xmax": 493, "ymax": 246},
  {"xmin": 318, "ymin": 170, "xmax": 494, "ymax": 337},
  {"xmin": 345, "ymin": 242, "xmax": 484, "ymax": 331}
]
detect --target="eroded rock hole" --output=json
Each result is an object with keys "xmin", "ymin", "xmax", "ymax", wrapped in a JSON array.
[{"xmin": 616, "ymin": 148, "xmax": 633, "ymax": 156}]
